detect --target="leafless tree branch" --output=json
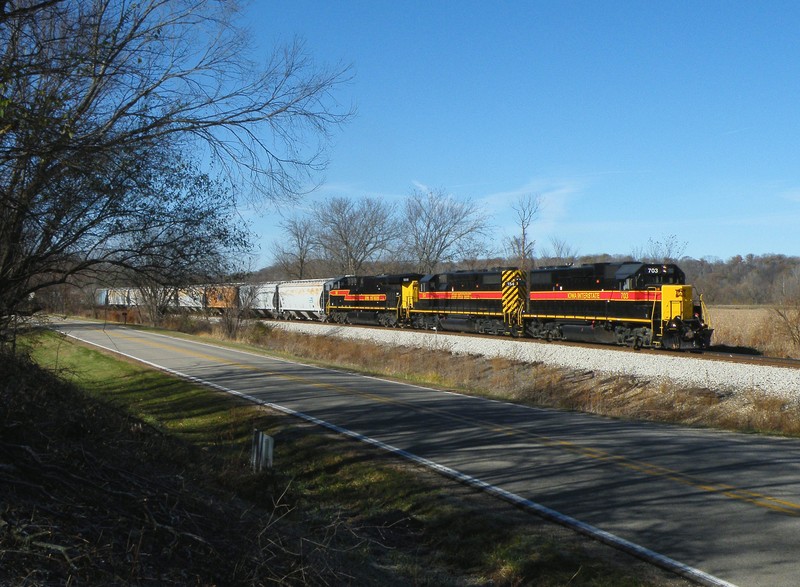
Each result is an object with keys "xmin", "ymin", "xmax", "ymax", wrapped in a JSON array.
[{"xmin": 0, "ymin": 0, "xmax": 353, "ymax": 341}]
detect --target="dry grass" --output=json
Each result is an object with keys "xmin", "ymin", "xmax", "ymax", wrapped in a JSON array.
[
  {"xmin": 707, "ymin": 305, "xmax": 799, "ymax": 358},
  {"xmin": 233, "ymin": 323, "xmax": 800, "ymax": 438},
  {"xmin": 96, "ymin": 309, "xmax": 800, "ymax": 436}
]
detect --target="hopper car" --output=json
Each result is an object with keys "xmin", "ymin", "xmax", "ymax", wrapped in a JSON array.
[
  {"xmin": 240, "ymin": 282, "xmax": 281, "ymax": 318},
  {"xmin": 276, "ymin": 278, "xmax": 334, "ymax": 320}
]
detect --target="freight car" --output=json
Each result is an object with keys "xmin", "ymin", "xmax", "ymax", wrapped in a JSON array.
[
  {"xmin": 177, "ymin": 286, "xmax": 204, "ymax": 312},
  {"xmin": 276, "ymin": 278, "xmax": 335, "ymax": 320},
  {"xmin": 240, "ymin": 281, "xmax": 281, "ymax": 318},
  {"xmin": 204, "ymin": 284, "xmax": 239, "ymax": 314},
  {"xmin": 102, "ymin": 287, "xmax": 144, "ymax": 307}
]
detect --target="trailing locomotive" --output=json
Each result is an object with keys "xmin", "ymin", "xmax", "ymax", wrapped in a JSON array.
[
  {"xmin": 95, "ymin": 261, "xmax": 712, "ymax": 350},
  {"xmin": 413, "ymin": 268, "xmax": 526, "ymax": 336},
  {"xmin": 327, "ymin": 273, "xmax": 422, "ymax": 327}
]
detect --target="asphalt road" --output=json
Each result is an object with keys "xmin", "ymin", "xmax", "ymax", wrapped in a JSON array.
[{"xmin": 55, "ymin": 320, "xmax": 800, "ymax": 587}]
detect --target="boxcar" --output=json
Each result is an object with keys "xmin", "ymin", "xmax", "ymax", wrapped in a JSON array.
[{"xmin": 204, "ymin": 285, "xmax": 239, "ymax": 313}]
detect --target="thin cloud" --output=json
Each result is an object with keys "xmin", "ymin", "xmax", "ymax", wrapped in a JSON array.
[{"xmin": 779, "ymin": 189, "xmax": 800, "ymax": 203}]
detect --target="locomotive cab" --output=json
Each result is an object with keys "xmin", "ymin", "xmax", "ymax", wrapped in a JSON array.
[
  {"xmin": 618, "ymin": 264, "xmax": 712, "ymax": 349},
  {"xmin": 658, "ymin": 284, "xmax": 713, "ymax": 350}
]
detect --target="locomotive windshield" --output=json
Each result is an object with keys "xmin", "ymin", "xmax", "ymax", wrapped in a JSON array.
[{"xmin": 617, "ymin": 264, "xmax": 685, "ymax": 290}]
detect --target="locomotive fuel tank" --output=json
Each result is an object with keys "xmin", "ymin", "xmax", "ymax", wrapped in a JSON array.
[{"xmin": 559, "ymin": 323, "xmax": 618, "ymax": 344}]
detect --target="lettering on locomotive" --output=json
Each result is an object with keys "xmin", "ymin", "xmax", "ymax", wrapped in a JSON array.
[{"xmin": 567, "ymin": 291, "xmax": 601, "ymax": 300}]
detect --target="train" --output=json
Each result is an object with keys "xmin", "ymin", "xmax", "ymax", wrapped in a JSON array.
[{"xmin": 96, "ymin": 261, "xmax": 713, "ymax": 350}]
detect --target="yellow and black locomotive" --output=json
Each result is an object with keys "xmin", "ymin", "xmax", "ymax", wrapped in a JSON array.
[
  {"xmin": 327, "ymin": 273, "xmax": 422, "ymax": 327},
  {"xmin": 521, "ymin": 262, "xmax": 710, "ymax": 349},
  {"xmin": 324, "ymin": 262, "xmax": 712, "ymax": 349}
]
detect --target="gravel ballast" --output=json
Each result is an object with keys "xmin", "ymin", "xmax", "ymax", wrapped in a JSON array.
[{"xmin": 272, "ymin": 321, "xmax": 800, "ymax": 399}]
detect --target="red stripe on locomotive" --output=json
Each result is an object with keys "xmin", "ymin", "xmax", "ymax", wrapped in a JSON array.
[
  {"xmin": 529, "ymin": 290, "xmax": 662, "ymax": 302},
  {"xmin": 419, "ymin": 291, "xmax": 504, "ymax": 301},
  {"xmin": 329, "ymin": 289, "xmax": 387, "ymax": 302}
]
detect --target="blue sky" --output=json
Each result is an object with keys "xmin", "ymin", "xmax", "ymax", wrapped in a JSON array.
[{"xmin": 239, "ymin": 1, "xmax": 800, "ymax": 267}]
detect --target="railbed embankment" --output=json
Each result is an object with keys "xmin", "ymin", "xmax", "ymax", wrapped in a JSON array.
[{"xmin": 271, "ymin": 321, "xmax": 800, "ymax": 399}]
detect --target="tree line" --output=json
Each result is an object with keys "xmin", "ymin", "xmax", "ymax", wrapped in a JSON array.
[
  {"xmin": 267, "ymin": 191, "xmax": 555, "ymax": 279},
  {"xmin": 264, "ymin": 206, "xmax": 800, "ymax": 309},
  {"xmin": 682, "ymin": 255, "xmax": 800, "ymax": 306},
  {"xmin": 269, "ymin": 188, "xmax": 500, "ymax": 278}
]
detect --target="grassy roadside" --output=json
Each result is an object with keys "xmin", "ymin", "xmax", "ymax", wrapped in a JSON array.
[{"xmin": 1, "ymin": 329, "xmax": 692, "ymax": 586}]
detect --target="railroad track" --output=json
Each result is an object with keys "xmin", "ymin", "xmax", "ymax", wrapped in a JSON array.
[{"xmin": 699, "ymin": 348, "xmax": 800, "ymax": 369}]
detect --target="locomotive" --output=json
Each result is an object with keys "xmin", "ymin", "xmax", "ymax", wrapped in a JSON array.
[
  {"xmin": 96, "ymin": 261, "xmax": 712, "ymax": 350},
  {"xmin": 323, "ymin": 263, "xmax": 711, "ymax": 350},
  {"xmin": 327, "ymin": 273, "xmax": 422, "ymax": 327},
  {"xmin": 526, "ymin": 262, "xmax": 710, "ymax": 350}
]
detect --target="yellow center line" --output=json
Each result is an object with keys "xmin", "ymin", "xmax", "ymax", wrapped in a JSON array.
[{"xmin": 101, "ymin": 328, "xmax": 800, "ymax": 517}]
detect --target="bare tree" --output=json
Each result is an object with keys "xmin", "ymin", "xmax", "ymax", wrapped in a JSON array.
[
  {"xmin": 135, "ymin": 282, "xmax": 178, "ymax": 327},
  {"xmin": 503, "ymin": 193, "xmax": 541, "ymax": 271},
  {"xmin": 773, "ymin": 266, "xmax": 800, "ymax": 352},
  {"xmin": 312, "ymin": 196, "xmax": 397, "ymax": 275},
  {"xmin": 400, "ymin": 188, "xmax": 491, "ymax": 273},
  {"xmin": 632, "ymin": 234, "xmax": 688, "ymax": 263},
  {"xmin": 271, "ymin": 216, "xmax": 317, "ymax": 279},
  {"xmin": 538, "ymin": 237, "xmax": 579, "ymax": 267},
  {"xmin": 118, "ymin": 165, "xmax": 248, "ymax": 326},
  {"xmin": 0, "ymin": 0, "xmax": 352, "ymax": 342}
]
